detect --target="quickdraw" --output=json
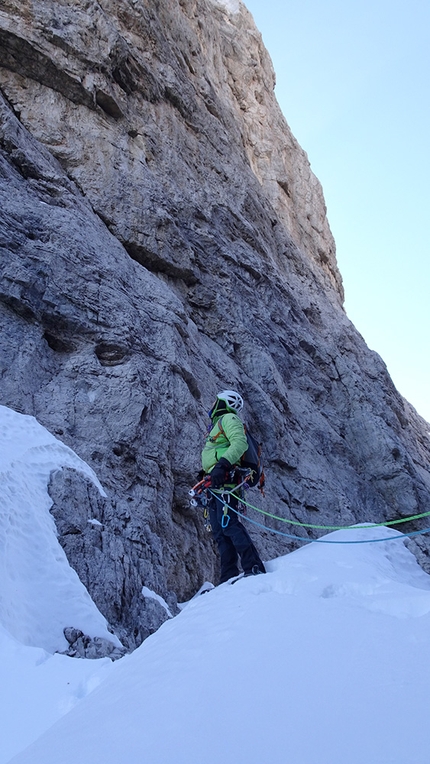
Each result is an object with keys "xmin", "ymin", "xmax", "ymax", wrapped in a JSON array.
[
  {"xmin": 189, "ymin": 476, "xmax": 211, "ymax": 531},
  {"xmin": 189, "ymin": 476, "xmax": 212, "ymax": 498},
  {"xmin": 203, "ymin": 506, "xmax": 212, "ymax": 532}
]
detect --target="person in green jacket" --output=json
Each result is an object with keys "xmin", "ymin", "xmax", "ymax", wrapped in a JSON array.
[{"xmin": 202, "ymin": 389, "xmax": 266, "ymax": 584}]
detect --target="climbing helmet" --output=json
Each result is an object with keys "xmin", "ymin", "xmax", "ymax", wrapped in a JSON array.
[{"xmin": 216, "ymin": 389, "xmax": 244, "ymax": 414}]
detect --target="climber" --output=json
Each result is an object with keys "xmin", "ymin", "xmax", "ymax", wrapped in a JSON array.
[{"xmin": 201, "ymin": 389, "xmax": 266, "ymax": 584}]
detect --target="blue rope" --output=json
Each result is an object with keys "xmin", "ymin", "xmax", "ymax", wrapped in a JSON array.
[{"xmin": 226, "ymin": 502, "xmax": 430, "ymax": 545}]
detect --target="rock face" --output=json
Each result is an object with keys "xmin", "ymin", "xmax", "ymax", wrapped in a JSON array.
[
  {"xmin": 1, "ymin": 0, "xmax": 430, "ymax": 650},
  {"xmin": 61, "ymin": 626, "xmax": 126, "ymax": 661}
]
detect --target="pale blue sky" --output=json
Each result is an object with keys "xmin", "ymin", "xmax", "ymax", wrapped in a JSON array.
[{"xmin": 245, "ymin": 0, "xmax": 430, "ymax": 423}]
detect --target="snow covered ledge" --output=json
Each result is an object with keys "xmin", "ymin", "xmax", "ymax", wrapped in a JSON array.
[
  {"xmin": 0, "ymin": 405, "xmax": 123, "ymax": 658},
  {"xmin": 208, "ymin": 0, "xmax": 241, "ymax": 14}
]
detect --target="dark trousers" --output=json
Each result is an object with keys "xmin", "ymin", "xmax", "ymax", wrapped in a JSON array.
[{"xmin": 208, "ymin": 492, "xmax": 266, "ymax": 583}]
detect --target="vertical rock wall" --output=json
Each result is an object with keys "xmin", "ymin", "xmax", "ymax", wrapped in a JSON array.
[{"xmin": 0, "ymin": 0, "xmax": 429, "ymax": 649}]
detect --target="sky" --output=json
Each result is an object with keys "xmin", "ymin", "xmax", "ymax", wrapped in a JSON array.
[
  {"xmin": 244, "ymin": 0, "xmax": 430, "ymax": 423},
  {"xmin": 3, "ymin": 403, "xmax": 430, "ymax": 764}
]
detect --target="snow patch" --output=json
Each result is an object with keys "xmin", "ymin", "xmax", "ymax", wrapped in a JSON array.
[
  {"xmin": 141, "ymin": 586, "xmax": 173, "ymax": 618},
  {"xmin": 178, "ymin": 580, "xmax": 215, "ymax": 609},
  {"xmin": 209, "ymin": 0, "xmax": 241, "ymax": 14},
  {"xmin": 0, "ymin": 623, "xmax": 112, "ymax": 764},
  {"xmin": 0, "ymin": 405, "xmax": 119, "ymax": 654}
]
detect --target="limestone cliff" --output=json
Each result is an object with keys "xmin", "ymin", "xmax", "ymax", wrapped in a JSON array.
[{"xmin": 1, "ymin": 0, "xmax": 429, "ymax": 650}]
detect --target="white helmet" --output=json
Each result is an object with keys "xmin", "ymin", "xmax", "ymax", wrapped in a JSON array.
[{"xmin": 216, "ymin": 389, "xmax": 244, "ymax": 413}]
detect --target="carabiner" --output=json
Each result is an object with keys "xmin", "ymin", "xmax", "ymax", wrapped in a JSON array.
[{"xmin": 221, "ymin": 504, "xmax": 230, "ymax": 528}]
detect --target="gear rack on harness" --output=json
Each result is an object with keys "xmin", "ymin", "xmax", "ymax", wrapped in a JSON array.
[{"xmin": 189, "ymin": 468, "xmax": 254, "ymax": 532}]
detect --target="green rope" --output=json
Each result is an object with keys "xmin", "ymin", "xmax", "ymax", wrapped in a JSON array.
[
  {"xmin": 224, "ymin": 488, "xmax": 430, "ymax": 531},
  {"xmin": 229, "ymin": 503, "xmax": 430, "ymax": 545}
]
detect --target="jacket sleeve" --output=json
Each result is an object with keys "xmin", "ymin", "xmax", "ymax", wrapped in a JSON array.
[{"xmin": 219, "ymin": 413, "xmax": 248, "ymax": 466}]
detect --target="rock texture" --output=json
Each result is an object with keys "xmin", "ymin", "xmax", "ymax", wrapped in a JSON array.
[
  {"xmin": 61, "ymin": 626, "xmax": 126, "ymax": 660},
  {"xmin": 1, "ymin": 0, "xmax": 430, "ymax": 651}
]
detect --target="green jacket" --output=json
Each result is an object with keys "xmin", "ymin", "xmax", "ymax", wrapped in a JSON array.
[{"xmin": 201, "ymin": 413, "xmax": 248, "ymax": 473}]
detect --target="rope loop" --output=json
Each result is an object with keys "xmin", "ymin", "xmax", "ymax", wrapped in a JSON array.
[
  {"xmin": 207, "ymin": 490, "xmax": 430, "ymax": 545},
  {"xmin": 214, "ymin": 488, "xmax": 430, "ymax": 532}
]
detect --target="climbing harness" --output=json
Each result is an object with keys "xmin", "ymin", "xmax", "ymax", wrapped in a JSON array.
[
  {"xmin": 189, "ymin": 468, "xmax": 253, "ymax": 499},
  {"xmin": 190, "ymin": 469, "xmax": 430, "ymax": 545},
  {"xmin": 189, "ymin": 468, "xmax": 254, "ymax": 532}
]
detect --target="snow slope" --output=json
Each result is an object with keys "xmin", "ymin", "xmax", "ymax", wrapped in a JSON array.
[
  {"xmin": 0, "ymin": 624, "xmax": 112, "ymax": 764},
  {"xmin": 3, "ymin": 403, "xmax": 430, "ymax": 764},
  {"xmin": 0, "ymin": 406, "xmax": 122, "ymax": 761},
  {"xmin": 8, "ymin": 527, "xmax": 430, "ymax": 764}
]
